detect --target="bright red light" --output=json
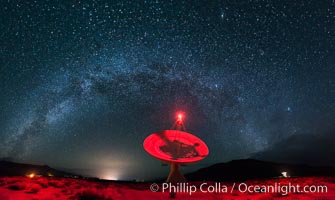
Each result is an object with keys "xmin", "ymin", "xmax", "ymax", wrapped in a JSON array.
[
  {"xmin": 176, "ymin": 112, "xmax": 184, "ymax": 126},
  {"xmin": 177, "ymin": 113, "xmax": 183, "ymax": 121}
]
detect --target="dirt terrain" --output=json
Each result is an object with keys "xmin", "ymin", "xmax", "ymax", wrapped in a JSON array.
[{"xmin": 0, "ymin": 176, "xmax": 334, "ymax": 199}]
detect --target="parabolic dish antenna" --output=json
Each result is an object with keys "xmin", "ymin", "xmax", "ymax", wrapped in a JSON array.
[
  {"xmin": 143, "ymin": 130, "xmax": 209, "ymax": 164},
  {"xmin": 143, "ymin": 112, "xmax": 209, "ymax": 183}
]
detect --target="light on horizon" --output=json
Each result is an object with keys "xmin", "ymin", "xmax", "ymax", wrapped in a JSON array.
[
  {"xmin": 104, "ymin": 175, "xmax": 119, "ymax": 181},
  {"xmin": 27, "ymin": 173, "xmax": 35, "ymax": 178},
  {"xmin": 101, "ymin": 170, "xmax": 121, "ymax": 181}
]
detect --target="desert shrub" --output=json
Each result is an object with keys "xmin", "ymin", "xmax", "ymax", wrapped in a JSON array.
[
  {"xmin": 39, "ymin": 182, "xmax": 48, "ymax": 188},
  {"xmin": 6, "ymin": 180, "xmax": 19, "ymax": 184},
  {"xmin": 25, "ymin": 187, "xmax": 39, "ymax": 194},
  {"xmin": 62, "ymin": 188, "xmax": 73, "ymax": 195},
  {"xmin": 76, "ymin": 189, "xmax": 113, "ymax": 200},
  {"xmin": 48, "ymin": 180, "xmax": 63, "ymax": 188},
  {"xmin": 35, "ymin": 178, "xmax": 49, "ymax": 188},
  {"xmin": 25, "ymin": 183, "xmax": 41, "ymax": 194},
  {"xmin": 7, "ymin": 184, "xmax": 25, "ymax": 191},
  {"xmin": 75, "ymin": 185, "xmax": 82, "ymax": 189}
]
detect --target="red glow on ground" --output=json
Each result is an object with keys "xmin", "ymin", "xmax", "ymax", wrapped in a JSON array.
[
  {"xmin": 0, "ymin": 176, "xmax": 334, "ymax": 199},
  {"xmin": 143, "ymin": 130, "xmax": 209, "ymax": 164}
]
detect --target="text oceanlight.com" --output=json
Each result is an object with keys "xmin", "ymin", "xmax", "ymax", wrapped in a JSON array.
[{"xmin": 150, "ymin": 182, "xmax": 328, "ymax": 195}]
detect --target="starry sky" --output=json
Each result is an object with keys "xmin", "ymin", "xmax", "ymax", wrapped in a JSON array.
[{"xmin": 0, "ymin": 0, "xmax": 334, "ymax": 181}]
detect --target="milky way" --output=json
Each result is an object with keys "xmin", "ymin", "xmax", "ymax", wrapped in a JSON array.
[{"xmin": 0, "ymin": 0, "xmax": 334, "ymax": 180}]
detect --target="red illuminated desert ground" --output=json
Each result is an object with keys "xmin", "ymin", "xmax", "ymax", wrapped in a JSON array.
[
  {"xmin": 0, "ymin": 176, "xmax": 334, "ymax": 200},
  {"xmin": 1, "ymin": 159, "xmax": 335, "ymax": 199}
]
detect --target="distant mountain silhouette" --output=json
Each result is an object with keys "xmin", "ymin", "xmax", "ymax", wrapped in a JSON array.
[
  {"xmin": 0, "ymin": 160, "xmax": 80, "ymax": 178},
  {"xmin": 185, "ymin": 159, "xmax": 335, "ymax": 181},
  {"xmin": 2, "ymin": 159, "xmax": 335, "ymax": 181},
  {"xmin": 252, "ymin": 133, "xmax": 335, "ymax": 166}
]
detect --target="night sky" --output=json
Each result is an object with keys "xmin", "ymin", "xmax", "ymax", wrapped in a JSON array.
[{"xmin": 1, "ymin": 0, "xmax": 334, "ymax": 181}]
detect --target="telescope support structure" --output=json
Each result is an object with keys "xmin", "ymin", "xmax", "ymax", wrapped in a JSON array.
[{"xmin": 166, "ymin": 163, "xmax": 186, "ymax": 183}]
